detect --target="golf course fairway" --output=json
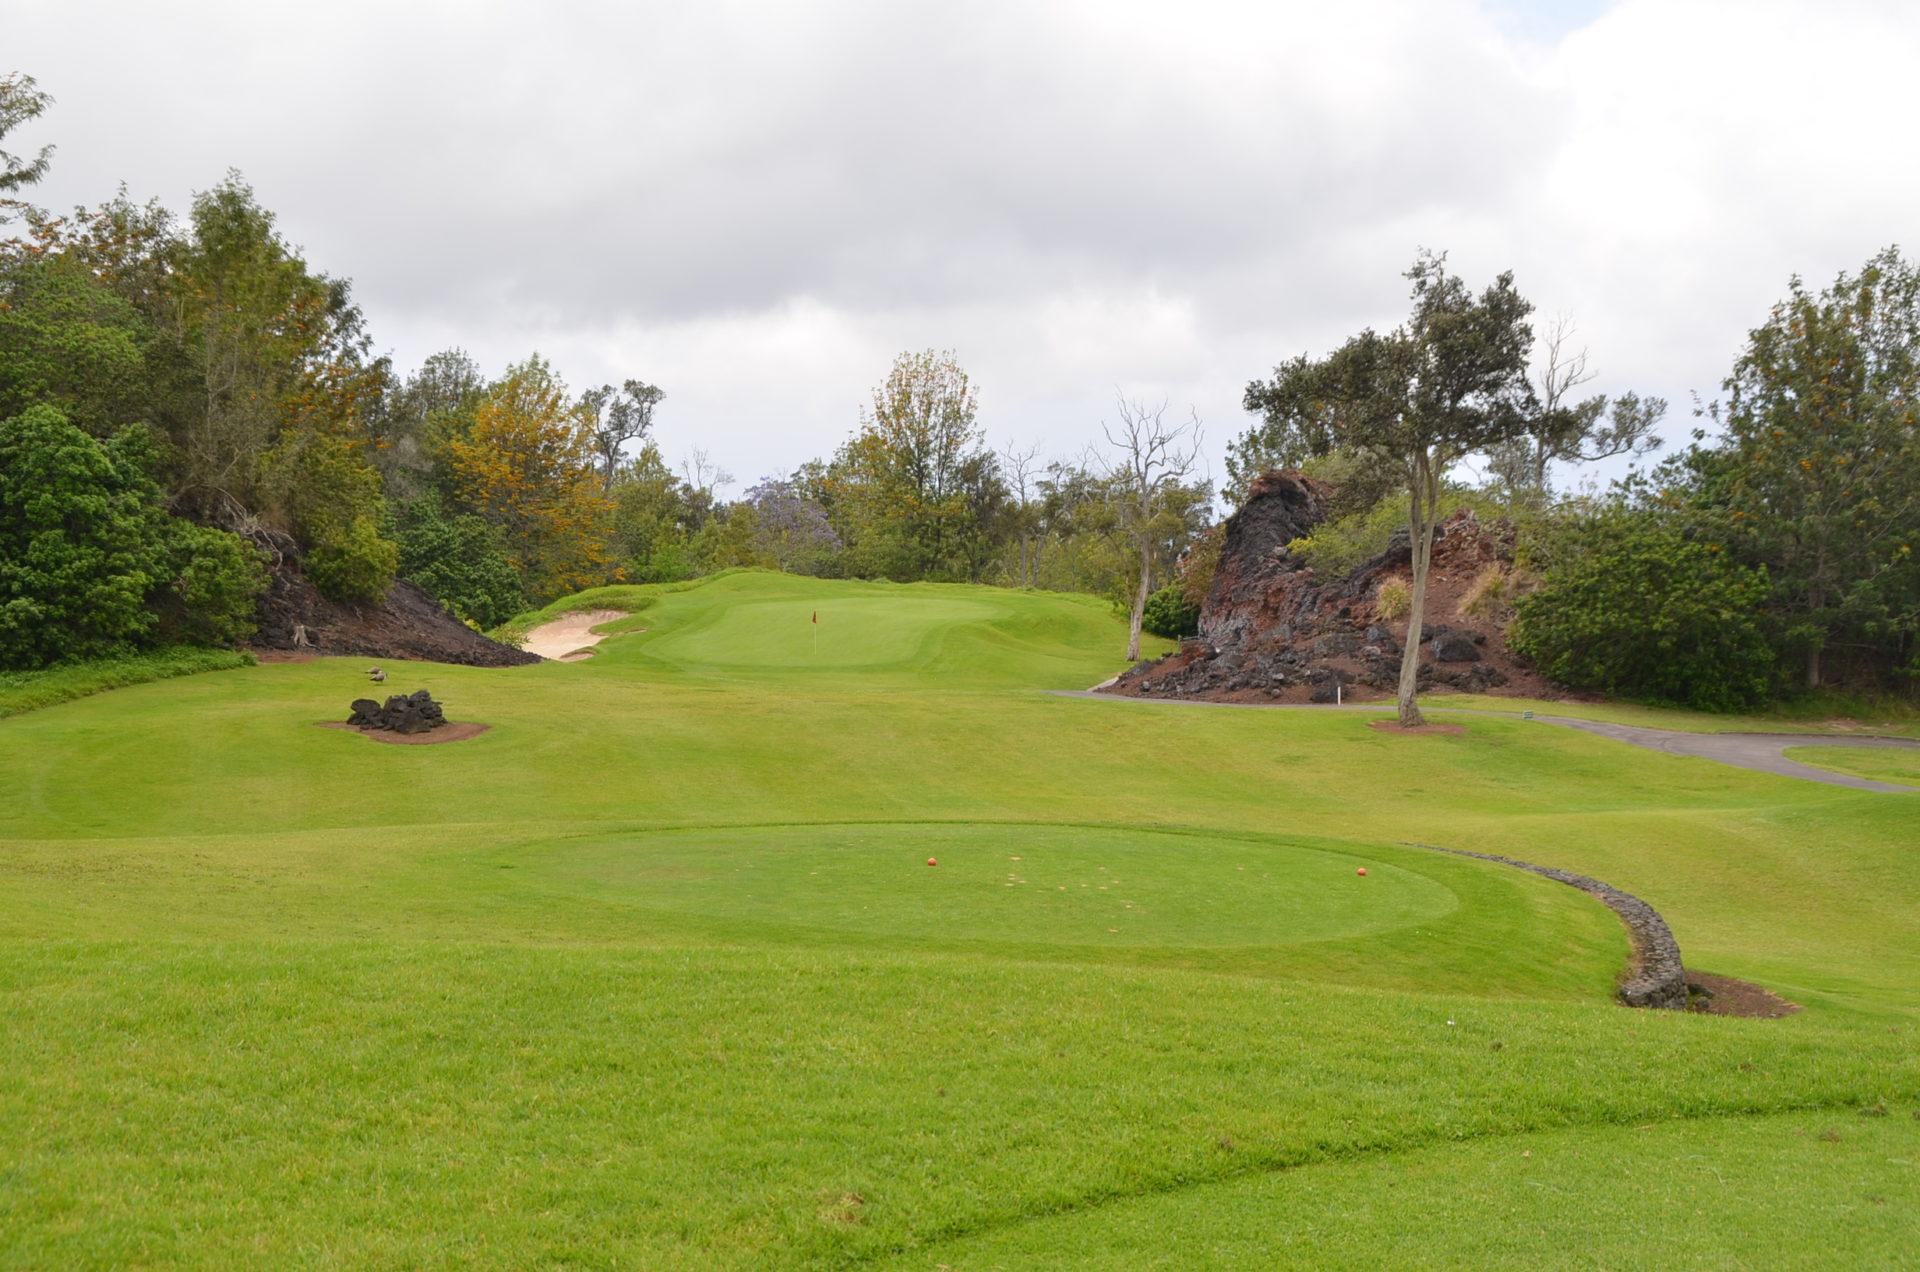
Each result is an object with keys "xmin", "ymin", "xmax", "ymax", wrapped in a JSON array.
[{"xmin": 2, "ymin": 570, "xmax": 1915, "ymax": 1270}]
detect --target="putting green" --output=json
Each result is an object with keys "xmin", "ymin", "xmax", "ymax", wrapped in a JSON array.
[
  {"xmin": 529, "ymin": 823, "xmax": 1458, "ymax": 948},
  {"xmin": 638, "ymin": 595, "xmax": 1001, "ymax": 670},
  {"xmin": 560, "ymin": 570, "xmax": 1165, "ymax": 688}
]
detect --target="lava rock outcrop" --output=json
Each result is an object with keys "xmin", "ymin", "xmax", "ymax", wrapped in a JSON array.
[{"xmin": 1104, "ymin": 469, "xmax": 1561, "ymax": 704}]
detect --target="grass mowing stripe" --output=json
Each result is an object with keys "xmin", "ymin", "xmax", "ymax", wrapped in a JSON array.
[
  {"xmin": 4, "ymin": 942, "xmax": 1916, "ymax": 1271},
  {"xmin": 859, "ymin": 1105, "xmax": 1920, "ymax": 1271}
]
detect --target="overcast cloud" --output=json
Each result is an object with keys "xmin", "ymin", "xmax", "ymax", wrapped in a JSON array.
[{"xmin": 8, "ymin": 0, "xmax": 1917, "ymax": 498}]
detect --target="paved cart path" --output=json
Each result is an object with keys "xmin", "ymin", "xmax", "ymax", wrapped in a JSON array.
[{"xmin": 1049, "ymin": 691, "xmax": 1920, "ymax": 793}]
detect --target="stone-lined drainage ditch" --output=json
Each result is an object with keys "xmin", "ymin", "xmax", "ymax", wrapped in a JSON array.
[{"xmin": 1404, "ymin": 842, "xmax": 1690, "ymax": 1010}]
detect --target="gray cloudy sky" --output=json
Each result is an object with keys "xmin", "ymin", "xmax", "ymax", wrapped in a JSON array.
[{"xmin": 8, "ymin": 0, "xmax": 1917, "ymax": 499}]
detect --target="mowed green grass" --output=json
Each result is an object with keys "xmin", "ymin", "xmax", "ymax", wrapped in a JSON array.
[
  {"xmin": 1785, "ymin": 744, "xmax": 1920, "ymax": 785},
  {"xmin": 2, "ymin": 570, "xmax": 1918, "ymax": 1270}
]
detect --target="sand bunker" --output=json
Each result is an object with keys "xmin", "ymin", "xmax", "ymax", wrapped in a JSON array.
[{"xmin": 522, "ymin": 609, "xmax": 633, "ymax": 661}]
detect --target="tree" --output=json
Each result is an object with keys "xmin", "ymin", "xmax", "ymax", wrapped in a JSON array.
[
  {"xmin": 1239, "ymin": 363, "xmax": 1399, "ymax": 516},
  {"xmin": 1098, "ymin": 397, "xmax": 1205, "ymax": 660},
  {"xmin": 1484, "ymin": 314, "xmax": 1666, "ymax": 503},
  {"xmin": 678, "ymin": 448, "xmax": 732, "ymax": 533},
  {"xmin": 1708, "ymin": 247, "xmax": 1920, "ymax": 689},
  {"xmin": 609, "ymin": 443, "xmax": 700, "ymax": 582},
  {"xmin": 0, "ymin": 252, "xmax": 148, "ymax": 436},
  {"xmin": 743, "ymin": 478, "xmax": 840, "ymax": 574},
  {"xmin": 262, "ymin": 355, "xmax": 400, "ymax": 602},
  {"xmin": 0, "ymin": 73, "xmax": 54, "ymax": 195},
  {"xmin": 833, "ymin": 350, "xmax": 994, "ymax": 580},
  {"xmin": 394, "ymin": 493, "xmax": 525, "ymax": 628},
  {"xmin": 1246, "ymin": 251, "xmax": 1534, "ymax": 725},
  {"xmin": 376, "ymin": 348, "xmax": 487, "ymax": 501},
  {"xmin": 447, "ymin": 357, "xmax": 615, "ymax": 603},
  {"xmin": 999, "ymin": 440, "xmax": 1046, "ymax": 587},
  {"xmin": 579, "ymin": 379, "xmax": 663, "ymax": 490}
]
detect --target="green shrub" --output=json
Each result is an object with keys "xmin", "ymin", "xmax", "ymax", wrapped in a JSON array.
[
  {"xmin": 1511, "ymin": 511, "xmax": 1774, "ymax": 712},
  {"xmin": 0, "ymin": 406, "xmax": 166, "ymax": 668},
  {"xmin": 1376, "ymin": 578, "xmax": 1411, "ymax": 620},
  {"xmin": 1141, "ymin": 582, "xmax": 1200, "ymax": 639},
  {"xmin": 0, "ymin": 408, "xmax": 268, "ymax": 670},
  {"xmin": 154, "ymin": 520, "xmax": 267, "ymax": 648}
]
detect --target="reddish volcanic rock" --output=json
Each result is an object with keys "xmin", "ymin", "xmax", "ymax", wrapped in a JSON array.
[{"xmin": 1102, "ymin": 470, "xmax": 1574, "ymax": 706}]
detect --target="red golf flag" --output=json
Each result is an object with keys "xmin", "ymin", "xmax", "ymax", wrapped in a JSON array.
[{"xmin": 811, "ymin": 611, "xmax": 817, "ymax": 624}]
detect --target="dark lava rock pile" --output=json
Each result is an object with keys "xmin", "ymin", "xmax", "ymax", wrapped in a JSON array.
[{"xmin": 347, "ymin": 689, "xmax": 448, "ymax": 734}]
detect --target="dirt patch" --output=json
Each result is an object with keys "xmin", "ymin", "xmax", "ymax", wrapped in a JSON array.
[
  {"xmin": 1687, "ymin": 971, "xmax": 1802, "ymax": 1019},
  {"xmin": 316, "ymin": 721, "xmax": 491, "ymax": 745},
  {"xmin": 523, "ymin": 609, "xmax": 631, "ymax": 661},
  {"xmin": 1368, "ymin": 720, "xmax": 1467, "ymax": 736}
]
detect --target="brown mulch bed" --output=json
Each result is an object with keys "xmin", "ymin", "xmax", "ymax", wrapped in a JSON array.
[
  {"xmin": 316, "ymin": 721, "xmax": 491, "ymax": 745},
  {"xmin": 1687, "ymin": 971, "xmax": 1802, "ymax": 1018},
  {"xmin": 1367, "ymin": 720, "xmax": 1468, "ymax": 736}
]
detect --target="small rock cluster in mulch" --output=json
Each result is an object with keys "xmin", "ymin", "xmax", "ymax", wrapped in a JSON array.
[
  {"xmin": 318, "ymin": 690, "xmax": 490, "ymax": 745},
  {"xmin": 348, "ymin": 689, "xmax": 448, "ymax": 734},
  {"xmin": 1104, "ymin": 469, "xmax": 1581, "ymax": 706}
]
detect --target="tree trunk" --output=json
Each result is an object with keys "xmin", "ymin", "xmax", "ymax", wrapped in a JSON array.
[
  {"xmin": 1395, "ymin": 453, "xmax": 1436, "ymax": 728},
  {"xmin": 1127, "ymin": 536, "xmax": 1151, "ymax": 661},
  {"xmin": 1805, "ymin": 579, "xmax": 1826, "ymax": 690}
]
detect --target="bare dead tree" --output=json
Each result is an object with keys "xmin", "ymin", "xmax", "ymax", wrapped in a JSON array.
[
  {"xmin": 1099, "ymin": 397, "xmax": 1203, "ymax": 661},
  {"xmin": 1488, "ymin": 313, "xmax": 1664, "ymax": 502},
  {"xmin": 678, "ymin": 448, "xmax": 734, "ymax": 532},
  {"xmin": 579, "ymin": 379, "xmax": 664, "ymax": 490},
  {"xmin": 999, "ymin": 439, "xmax": 1046, "ymax": 588}
]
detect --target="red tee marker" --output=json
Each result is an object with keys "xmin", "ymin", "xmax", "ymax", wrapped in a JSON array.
[
  {"xmin": 927, "ymin": 857, "xmax": 937, "ymax": 866},
  {"xmin": 1356, "ymin": 867, "xmax": 1368, "ymax": 876}
]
